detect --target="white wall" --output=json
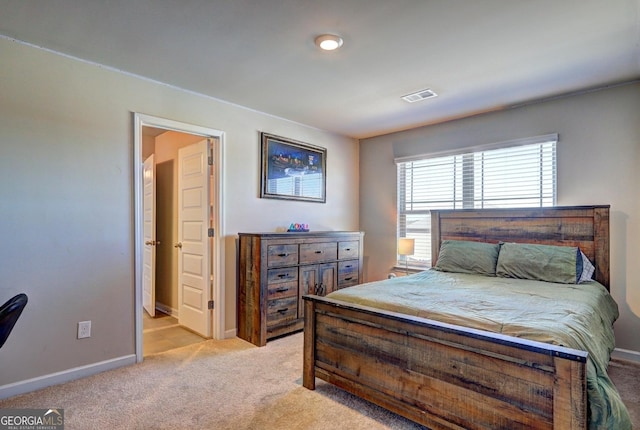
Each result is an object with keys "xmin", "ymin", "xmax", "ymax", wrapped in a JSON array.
[
  {"xmin": 360, "ymin": 82, "xmax": 640, "ymax": 355},
  {"xmin": 0, "ymin": 38, "xmax": 359, "ymax": 389}
]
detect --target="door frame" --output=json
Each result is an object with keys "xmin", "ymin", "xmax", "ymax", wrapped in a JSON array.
[{"xmin": 133, "ymin": 113, "xmax": 225, "ymax": 363}]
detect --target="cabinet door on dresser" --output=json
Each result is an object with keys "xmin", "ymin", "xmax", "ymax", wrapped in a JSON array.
[
  {"xmin": 299, "ymin": 263, "xmax": 337, "ymax": 297},
  {"xmin": 318, "ymin": 263, "xmax": 338, "ymax": 295}
]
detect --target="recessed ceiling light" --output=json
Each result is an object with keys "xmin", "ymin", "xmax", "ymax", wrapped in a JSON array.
[
  {"xmin": 402, "ymin": 88, "xmax": 438, "ymax": 103},
  {"xmin": 315, "ymin": 34, "xmax": 344, "ymax": 51}
]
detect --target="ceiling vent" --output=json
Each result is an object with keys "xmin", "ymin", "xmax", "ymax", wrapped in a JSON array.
[{"xmin": 401, "ymin": 88, "xmax": 438, "ymax": 103}]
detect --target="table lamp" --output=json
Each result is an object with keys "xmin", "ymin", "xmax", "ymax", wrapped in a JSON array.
[{"xmin": 398, "ymin": 238, "xmax": 415, "ymax": 275}]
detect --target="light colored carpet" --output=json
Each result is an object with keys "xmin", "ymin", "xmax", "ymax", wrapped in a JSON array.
[
  {"xmin": 0, "ymin": 332, "xmax": 637, "ymax": 429},
  {"xmin": 608, "ymin": 359, "xmax": 640, "ymax": 427},
  {"xmin": 0, "ymin": 333, "xmax": 422, "ymax": 429}
]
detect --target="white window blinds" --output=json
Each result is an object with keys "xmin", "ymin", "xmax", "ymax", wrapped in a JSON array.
[{"xmin": 397, "ymin": 135, "xmax": 557, "ymax": 267}]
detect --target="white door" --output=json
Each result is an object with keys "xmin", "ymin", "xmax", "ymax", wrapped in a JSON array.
[
  {"xmin": 142, "ymin": 154, "xmax": 156, "ymax": 317},
  {"xmin": 177, "ymin": 140, "xmax": 212, "ymax": 337}
]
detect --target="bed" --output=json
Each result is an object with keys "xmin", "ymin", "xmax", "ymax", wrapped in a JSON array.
[{"xmin": 302, "ymin": 205, "xmax": 631, "ymax": 430}]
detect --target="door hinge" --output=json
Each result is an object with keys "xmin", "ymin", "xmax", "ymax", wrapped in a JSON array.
[
  {"xmin": 208, "ymin": 300, "xmax": 214, "ymax": 310},
  {"xmin": 208, "ymin": 228, "xmax": 215, "ymax": 237},
  {"xmin": 207, "ymin": 138, "xmax": 214, "ymax": 165}
]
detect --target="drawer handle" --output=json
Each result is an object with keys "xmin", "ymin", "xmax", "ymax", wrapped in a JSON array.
[
  {"xmin": 277, "ymin": 273, "xmax": 290, "ymax": 279},
  {"xmin": 274, "ymin": 287, "xmax": 288, "ymax": 293},
  {"xmin": 345, "ymin": 265, "xmax": 352, "ymax": 268},
  {"xmin": 344, "ymin": 277, "xmax": 353, "ymax": 281},
  {"xmin": 315, "ymin": 250, "xmax": 323, "ymax": 254},
  {"xmin": 277, "ymin": 308, "xmax": 289, "ymax": 313},
  {"xmin": 345, "ymin": 248, "xmax": 351, "ymax": 251},
  {"xmin": 277, "ymin": 253, "xmax": 289, "ymax": 257}
]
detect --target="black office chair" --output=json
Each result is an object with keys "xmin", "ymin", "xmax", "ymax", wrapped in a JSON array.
[{"xmin": 0, "ymin": 293, "xmax": 28, "ymax": 349}]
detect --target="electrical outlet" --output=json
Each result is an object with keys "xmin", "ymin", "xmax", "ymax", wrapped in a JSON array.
[{"xmin": 78, "ymin": 321, "xmax": 91, "ymax": 339}]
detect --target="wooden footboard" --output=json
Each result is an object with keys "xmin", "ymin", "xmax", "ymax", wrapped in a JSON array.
[{"xmin": 303, "ymin": 295, "xmax": 587, "ymax": 430}]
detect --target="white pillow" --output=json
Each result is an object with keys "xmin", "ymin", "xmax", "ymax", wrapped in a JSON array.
[{"xmin": 578, "ymin": 250, "xmax": 595, "ymax": 283}]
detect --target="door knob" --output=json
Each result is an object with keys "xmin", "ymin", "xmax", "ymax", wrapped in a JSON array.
[
  {"xmin": 174, "ymin": 242, "xmax": 183, "ymax": 249},
  {"xmin": 145, "ymin": 240, "xmax": 160, "ymax": 246},
  {"xmin": 145, "ymin": 241, "xmax": 153, "ymax": 245}
]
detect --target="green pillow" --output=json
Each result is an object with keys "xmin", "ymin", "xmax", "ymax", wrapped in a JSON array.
[
  {"xmin": 496, "ymin": 242, "xmax": 578, "ymax": 284},
  {"xmin": 434, "ymin": 240, "xmax": 501, "ymax": 276}
]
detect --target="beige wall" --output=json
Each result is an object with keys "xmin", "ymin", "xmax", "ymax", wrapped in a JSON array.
[
  {"xmin": 360, "ymin": 82, "xmax": 640, "ymax": 355},
  {"xmin": 0, "ymin": 38, "xmax": 359, "ymax": 389}
]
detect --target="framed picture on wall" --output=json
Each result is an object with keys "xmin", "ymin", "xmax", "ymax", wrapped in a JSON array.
[{"xmin": 260, "ymin": 132, "xmax": 326, "ymax": 203}]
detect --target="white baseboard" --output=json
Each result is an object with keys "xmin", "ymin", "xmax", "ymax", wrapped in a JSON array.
[
  {"xmin": 0, "ymin": 354, "xmax": 136, "ymax": 401},
  {"xmin": 224, "ymin": 328, "xmax": 237, "ymax": 339},
  {"xmin": 612, "ymin": 347, "xmax": 640, "ymax": 363}
]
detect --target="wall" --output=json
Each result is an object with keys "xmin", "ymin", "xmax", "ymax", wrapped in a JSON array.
[
  {"xmin": 360, "ymin": 82, "xmax": 640, "ymax": 355},
  {"xmin": 0, "ymin": 38, "xmax": 359, "ymax": 390}
]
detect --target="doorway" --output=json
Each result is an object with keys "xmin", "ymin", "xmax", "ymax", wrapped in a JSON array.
[{"xmin": 134, "ymin": 113, "xmax": 225, "ymax": 362}]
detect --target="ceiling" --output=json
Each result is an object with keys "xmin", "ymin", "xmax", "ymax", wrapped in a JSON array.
[{"xmin": 1, "ymin": 0, "xmax": 639, "ymax": 139}]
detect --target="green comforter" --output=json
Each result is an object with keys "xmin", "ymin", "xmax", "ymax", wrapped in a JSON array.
[{"xmin": 327, "ymin": 270, "xmax": 631, "ymax": 430}]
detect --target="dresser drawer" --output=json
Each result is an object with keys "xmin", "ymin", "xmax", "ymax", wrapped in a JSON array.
[
  {"xmin": 338, "ymin": 241, "xmax": 360, "ymax": 260},
  {"xmin": 267, "ymin": 296, "xmax": 298, "ymax": 326},
  {"xmin": 300, "ymin": 242, "xmax": 337, "ymax": 264},
  {"xmin": 267, "ymin": 280, "xmax": 298, "ymax": 299},
  {"xmin": 267, "ymin": 267, "xmax": 298, "ymax": 284},
  {"xmin": 267, "ymin": 244, "xmax": 298, "ymax": 267},
  {"xmin": 338, "ymin": 260, "xmax": 359, "ymax": 287}
]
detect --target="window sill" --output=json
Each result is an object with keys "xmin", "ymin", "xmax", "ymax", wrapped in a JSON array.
[{"xmin": 391, "ymin": 265, "xmax": 426, "ymax": 275}]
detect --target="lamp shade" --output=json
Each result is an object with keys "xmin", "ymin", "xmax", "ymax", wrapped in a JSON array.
[{"xmin": 398, "ymin": 238, "xmax": 415, "ymax": 256}]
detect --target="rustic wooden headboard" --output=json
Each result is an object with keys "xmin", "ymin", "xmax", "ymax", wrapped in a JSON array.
[{"xmin": 430, "ymin": 205, "xmax": 610, "ymax": 289}]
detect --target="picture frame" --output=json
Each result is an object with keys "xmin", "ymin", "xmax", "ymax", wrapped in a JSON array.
[{"xmin": 260, "ymin": 132, "xmax": 326, "ymax": 203}]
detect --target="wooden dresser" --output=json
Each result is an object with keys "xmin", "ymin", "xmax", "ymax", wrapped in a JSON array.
[{"xmin": 237, "ymin": 231, "xmax": 364, "ymax": 346}]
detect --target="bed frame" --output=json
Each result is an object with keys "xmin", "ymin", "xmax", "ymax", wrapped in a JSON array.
[{"xmin": 303, "ymin": 205, "xmax": 610, "ymax": 430}]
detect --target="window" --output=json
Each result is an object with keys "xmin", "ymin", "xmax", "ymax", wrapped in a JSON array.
[{"xmin": 397, "ymin": 135, "xmax": 557, "ymax": 268}]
